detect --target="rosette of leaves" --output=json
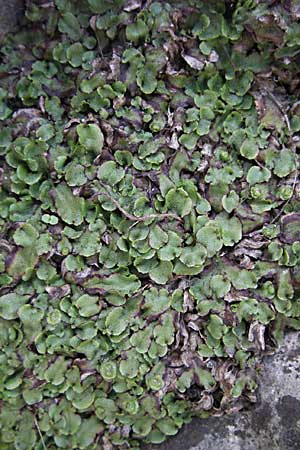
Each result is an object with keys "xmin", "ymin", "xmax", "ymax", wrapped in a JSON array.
[{"xmin": 0, "ymin": 0, "xmax": 300, "ymax": 449}]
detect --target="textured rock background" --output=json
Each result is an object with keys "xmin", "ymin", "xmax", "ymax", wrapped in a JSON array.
[
  {"xmin": 1, "ymin": 5, "xmax": 299, "ymax": 450},
  {"xmin": 0, "ymin": 0, "xmax": 24, "ymax": 41},
  {"xmin": 146, "ymin": 333, "xmax": 300, "ymax": 450}
]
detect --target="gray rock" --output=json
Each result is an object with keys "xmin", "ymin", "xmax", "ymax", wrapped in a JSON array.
[
  {"xmin": 145, "ymin": 333, "xmax": 300, "ymax": 450},
  {"xmin": 0, "ymin": 0, "xmax": 24, "ymax": 40}
]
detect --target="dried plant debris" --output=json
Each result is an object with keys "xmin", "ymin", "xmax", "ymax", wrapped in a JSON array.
[{"xmin": 0, "ymin": 0, "xmax": 300, "ymax": 448}]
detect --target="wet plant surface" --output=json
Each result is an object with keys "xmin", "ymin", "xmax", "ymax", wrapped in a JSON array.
[{"xmin": 0, "ymin": 0, "xmax": 299, "ymax": 449}]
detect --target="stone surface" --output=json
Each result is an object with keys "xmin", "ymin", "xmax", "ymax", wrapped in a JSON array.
[
  {"xmin": 0, "ymin": 0, "xmax": 24, "ymax": 40},
  {"xmin": 146, "ymin": 333, "xmax": 300, "ymax": 450}
]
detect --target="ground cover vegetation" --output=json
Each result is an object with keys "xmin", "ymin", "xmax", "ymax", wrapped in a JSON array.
[{"xmin": 0, "ymin": 0, "xmax": 299, "ymax": 448}]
